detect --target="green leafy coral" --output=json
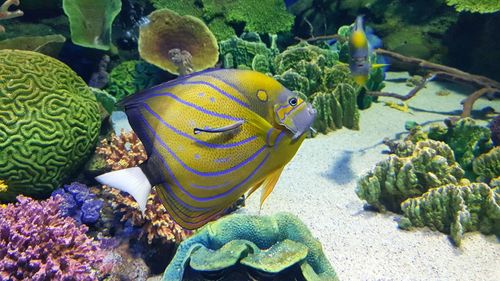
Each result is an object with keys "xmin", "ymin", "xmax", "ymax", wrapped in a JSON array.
[
  {"xmin": 0, "ymin": 50, "xmax": 100, "ymax": 201},
  {"xmin": 356, "ymin": 140, "xmax": 465, "ymax": 212},
  {"xmin": 399, "ymin": 183, "xmax": 500, "ymax": 246},
  {"xmin": 105, "ymin": 60, "xmax": 168, "ymax": 101},
  {"xmin": 446, "ymin": 0, "xmax": 500, "ymax": 13},
  {"xmin": 62, "ymin": 0, "xmax": 122, "ymax": 50},
  {"xmin": 148, "ymin": 0, "xmax": 294, "ymax": 40},
  {"xmin": 163, "ymin": 213, "xmax": 338, "ymax": 281}
]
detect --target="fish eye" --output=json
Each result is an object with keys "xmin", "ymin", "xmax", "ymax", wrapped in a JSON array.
[{"xmin": 288, "ymin": 97, "xmax": 298, "ymax": 106}]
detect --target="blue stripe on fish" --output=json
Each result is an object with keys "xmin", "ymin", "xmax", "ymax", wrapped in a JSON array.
[
  {"xmin": 142, "ymin": 112, "xmax": 267, "ymax": 177},
  {"xmin": 142, "ymin": 103, "xmax": 257, "ymax": 149},
  {"xmin": 189, "ymin": 181, "xmax": 231, "ymax": 190},
  {"xmin": 181, "ymin": 80, "xmax": 250, "ymax": 109},
  {"xmin": 146, "ymin": 92, "xmax": 242, "ymax": 121},
  {"xmin": 274, "ymin": 131, "xmax": 286, "ymax": 150},
  {"xmin": 139, "ymin": 114, "xmax": 271, "ymax": 202}
]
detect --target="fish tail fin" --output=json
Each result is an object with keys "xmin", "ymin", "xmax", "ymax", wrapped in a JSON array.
[{"xmin": 95, "ymin": 167, "xmax": 152, "ymax": 214}]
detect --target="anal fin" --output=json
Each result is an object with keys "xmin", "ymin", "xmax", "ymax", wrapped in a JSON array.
[{"xmin": 259, "ymin": 167, "xmax": 285, "ymax": 209}]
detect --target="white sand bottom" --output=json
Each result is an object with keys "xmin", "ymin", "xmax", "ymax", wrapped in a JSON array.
[{"xmin": 239, "ymin": 72, "xmax": 500, "ymax": 281}]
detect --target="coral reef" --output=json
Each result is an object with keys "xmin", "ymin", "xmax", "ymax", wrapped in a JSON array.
[
  {"xmin": 138, "ymin": 8, "xmax": 219, "ymax": 75},
  {"xmin": 399, "ymin": 183, "xmax": 500, "ymax": 246},
  {"xmin": 356, "ymin": 139, "xmax": 465, "ymax": 212},
  {"xmin": 108, "ymin": 187, "xmax": 192, "ymax": 244},
  {"xmin": 163, "ymin": 213, "xmax": 338, "ymax": 281},
  {"xmin": 0, "ymin": 50, "xmax": 100, "ymax": 202},
  {"xmin": 427, "ymin": 118, "xmax": 493, "ymax": 175},
  {"xmin": 202, "ymin": 0, "xmax": 294, "ymax": 34},
  {"xmin": 446, "ymin": 0, "xmax": 500, "ymax": 13},
  {"xmin": 274, "ymin": 42, "xmax": 360, "ymax": 133},
  {"xmin": 95, "ymin": 131, "xmax": 191, "ymax": 244},
  {"xmin": 52, "ymin": 182, "xmax": 104, "ymax": 225},
  {"xmin": 0, "ymin": 196, "xmax": 104, "ymax": 280},
  {"xmin": 472, "ymin": 146, "xmax": 500, "ymax": 183},
  {"xmin": 150, "ymin": 0, "xmax": 294, "ymax": 40},
  {"xmin": 96, "ymin": 130, "xmax": 148, "ymax": 172},
  {"xmin": 219, "ymin": 33, "xmax": 278, "ymax": 73},
  {"xmin": 0, "ymin": 0, "xmax": 23, "ymax": 33},
  {"xmin": 105, "ymin": 60, "xmax": 168, "ymax": 101},
  {"xmin": 62, "ymin": 0, "xmax": 122, "ymax": 50}
]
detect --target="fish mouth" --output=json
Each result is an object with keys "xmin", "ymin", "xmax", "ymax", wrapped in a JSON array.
[{"xmin": 291, "ymin": 104, "xmax": 317, "ymax": 140}]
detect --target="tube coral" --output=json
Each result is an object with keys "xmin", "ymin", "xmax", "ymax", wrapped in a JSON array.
[
  {"xmin": 0, "ymin": 0, "xmax": 23, "ymax": 32},
  {"xmin": 0, "ymin": 196, "xmax": 104, "ymax": 280}
]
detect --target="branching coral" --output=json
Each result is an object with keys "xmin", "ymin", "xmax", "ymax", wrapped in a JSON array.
[
  {"xmin": 356, "ymin": 139, "xmax": 465, "ymax": 212},
  {"xmin": 96, "ymin": 131, "xmax": 191, "ymax": 244},
  {"xmin": 446, "ymin": 0, "xmax": 500, "ymax": 13},
  {"xmin": 0, "ymin": 196, "xmax": 104, "ymax": 280},
  {"xmin": 108, "ymin": 187, "xmax": 192, "ymax": 244},
  {"xmin": 96, "ymin": 130, "xmax": 148, "ymax": 171},
  {"xmin": 0, "ymin": 0, "xmax": 23, "ymax": 32},
  {"xmin": 399, "ymin": 183, "xmax": 500, "ymax": 246}
]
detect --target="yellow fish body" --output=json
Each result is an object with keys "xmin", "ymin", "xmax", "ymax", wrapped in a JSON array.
[{"xmin": 96, "ymin": 69, "xmax": 316, "ymax": 229}]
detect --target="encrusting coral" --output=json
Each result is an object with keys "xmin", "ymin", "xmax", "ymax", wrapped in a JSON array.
[
  {"xmin": 52, "ymin": 182, "xmax": 104, "ymax": 225},
  {"xmin": 398, "ymin": 183, "xmax": 500, "ymax": 246},
  {"xmin": 163, "ymin": 212, "xmax": 338, "ymax": 281},
  {"xmin": 356, "ymin": 139, "xmax": 465, "ymax": 212},
  {"xmin": 96, "ymin": 130, "xmax": 148, "ymax": 171},
  {"xmin": 0, "ymin": 0, "xmax": 23, "ymax": 33},
  {"xmin": 139, "ymin": 8, "xmax": 219, "ymax": 75},
  {"xmin": 0, "ymin": 196, "xmax": 104, "ymax": 280},
  {"xmin": 0, "ymin": 50, "xmax": 101, "ymax": 202}
]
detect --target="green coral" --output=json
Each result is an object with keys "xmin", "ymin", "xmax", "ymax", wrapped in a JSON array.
[
  {"xmin": 105, "ymin": 60, "xmax": 168, "ymax": 101},
  {"xmin": 149, "ymin": 0, "xmax": 294, "ymax": 40},
  {"xmin": 399, "ymin": 183, "xmax": 500, "ymax": 246},
  {"xmin": 473, "ymin": 146, "xmax": 500, "ymax": 183},
  {"xmin": 446, "ymin": 0, "xmax": 500, "ymax": 13},
  {"xmin": 428, "ymin": 118, "xmax": 493, "ymax": 177},
  {"xmin": 0, "ymin": 50, "xmax": 100, "ymax": 201},
  {"xmin": 274, "ymin": 42, "xmax": 361, "ymax": 133},
  {"xmin": 163, "ymin": 213, "xmax": 338, "ymax": 281},
  {"xmin": 202, "ymin": 0, "xmax": 294, "ymax": 34},
  {"xmin": 356, "ymin": 140, "xmax": 465, "ymax": 212},
  {"xmin": 219, "ymin": 33, "xmax": 278, "ymax": 73},
  {"xmin": 62, "ymin": 0, "xmax": 122, "ymax": 50}
]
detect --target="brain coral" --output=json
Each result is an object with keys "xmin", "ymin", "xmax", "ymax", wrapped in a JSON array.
[{"xmin": 0, "ymin": 50, "xmax": 100, "ymax": 202}]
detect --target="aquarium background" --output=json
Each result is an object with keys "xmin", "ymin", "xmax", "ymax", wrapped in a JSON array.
[{"xmin": 0, "ymin": 0, "xmax": 499, "ymax": 281}]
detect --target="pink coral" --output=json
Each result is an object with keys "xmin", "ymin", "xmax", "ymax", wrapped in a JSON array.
[
  {"xmin": 0, "ymin": 0, "xmax": 23, "ymax": 32},
  {"xmin": 0, "ymin": 196, "xmax": 104, "ymax": 281}
]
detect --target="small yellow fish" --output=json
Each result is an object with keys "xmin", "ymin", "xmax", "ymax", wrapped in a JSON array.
[
  {"xmin": 96, "ymin": 69, "xmax": 316, "ymax": 229},
  {"xmin": 348, "ymin": 15, "xmax": 386, "ymax": 86}
]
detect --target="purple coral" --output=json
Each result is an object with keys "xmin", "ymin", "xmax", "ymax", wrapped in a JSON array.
[
  {"xmin": 0, "ymin": 195, "xmax": 104, "ymax": 280},
  {"xmin": 52, "ymin": 182, "xmax": 104, "ymax": 225}
]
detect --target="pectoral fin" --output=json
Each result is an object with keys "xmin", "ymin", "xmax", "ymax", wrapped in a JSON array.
[
  {"xmin": 194, "ymin": 120, "xmax": 244, "ymax": 134},
  {"xmin": 259, "ymin": 167, "xmax": 285, "ymax": 209}
]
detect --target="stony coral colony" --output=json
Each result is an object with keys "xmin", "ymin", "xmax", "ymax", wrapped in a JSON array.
[{"xmin": 0, "ymin": 0, "xmax": 499, "ymax": 280}]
